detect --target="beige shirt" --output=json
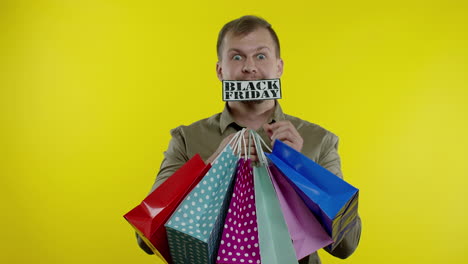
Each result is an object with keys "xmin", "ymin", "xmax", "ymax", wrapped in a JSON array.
[
  {"xmin": 145, "ymin": 102, "xmax": 361, "ymax": 263},
  {"xmin": 152, "ymin": 103, "xmax": 343, "ymax": 191}
]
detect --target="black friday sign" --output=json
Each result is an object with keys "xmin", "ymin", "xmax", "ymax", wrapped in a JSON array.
[{"xmin": 222, "ymin": 79, "xmax": 281, "ymax": 101}]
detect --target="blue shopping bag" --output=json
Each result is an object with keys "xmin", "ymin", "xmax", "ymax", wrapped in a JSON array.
[{"xmin": 267, "ymin": 140, "xmax": 359, "ymax": 251}]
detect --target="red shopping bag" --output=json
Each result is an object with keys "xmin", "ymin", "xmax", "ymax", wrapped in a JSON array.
[{"xmin": 124, "ymin": 154, "xmax": 211, "ymax": 263}]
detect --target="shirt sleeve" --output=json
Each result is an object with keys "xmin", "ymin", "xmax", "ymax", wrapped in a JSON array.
[
  {"xmin": 317, "ymin": 131, "xmax": 343, "ymax": 178},
  {"xmin": 136, "ymin": 126, "xmax": 190, "ymax": 254},
  {"xmin": 150, "ymin": 127, "xmax": 190, "ymax": 193},
  {"xmin": 318, "ymin": 132, "xmax": 362, "ymax": 259}
]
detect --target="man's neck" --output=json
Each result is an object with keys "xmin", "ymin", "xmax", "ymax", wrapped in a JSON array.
[{"xmin": 228, "ymin": 100, "xmax": 276, "ymax": 130}]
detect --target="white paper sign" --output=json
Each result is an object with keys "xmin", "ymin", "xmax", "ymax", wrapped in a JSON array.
[{"xmin": 222, "ymin": 79, "xmax": 282, "ymax": 101}]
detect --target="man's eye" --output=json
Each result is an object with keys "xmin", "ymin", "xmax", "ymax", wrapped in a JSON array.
[
  {"xmin": 232, "ymin": 55, "xmax": 242, "ymax": 61},
  {"xmin": 257, "ymin": 54, "xmax": 266, "ymax": 60}
]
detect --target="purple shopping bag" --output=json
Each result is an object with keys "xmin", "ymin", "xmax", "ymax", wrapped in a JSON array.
[
  {"xmin": 269, "ymin": 164, "xmax": 333, "ymax": 259},
  {"xmin": 216, "ymin": 158, "xmax": 260, "ymax": 264}
]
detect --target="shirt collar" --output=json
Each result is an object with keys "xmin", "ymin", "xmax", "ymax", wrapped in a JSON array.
[{"xmin": 219, "ymin": 101, "xmax": 286, "ymax": 134}]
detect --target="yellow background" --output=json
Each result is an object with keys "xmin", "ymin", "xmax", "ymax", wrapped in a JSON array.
[{"xmin": 1, "ymin": 0, "xmax": 467, "ymax": 263}]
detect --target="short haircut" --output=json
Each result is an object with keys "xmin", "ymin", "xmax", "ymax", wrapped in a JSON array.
[{"xmin": 217, "ymin": 15, "xmax": 281, "ymax": 60}]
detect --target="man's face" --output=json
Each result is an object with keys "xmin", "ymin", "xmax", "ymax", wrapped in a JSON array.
[{"xmin": 217, "ymin": 27, "xmax": 283, "ymax": 81}]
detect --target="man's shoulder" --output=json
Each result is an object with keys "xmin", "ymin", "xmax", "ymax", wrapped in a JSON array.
[
  {"xmin": 170, "ymin": 112, "xmax": 222, "ymax": 136},
  {"xmin": 284, "ymin": 113, "xmax": 337, "ymax": 139}
]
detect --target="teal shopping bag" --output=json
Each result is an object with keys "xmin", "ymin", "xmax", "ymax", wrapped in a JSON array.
[
  {"xmin": 251, "ymin": 131, "xmax": 298, "ymax": 264},
  {"xmin": 165, "ymin": 143, "xmax": 239, "ymax": 264}
]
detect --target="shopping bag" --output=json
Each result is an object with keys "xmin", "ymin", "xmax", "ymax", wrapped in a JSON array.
[
  {"xmin": 269, "ymin": 164, "xmax": 333, "ymax": 259},
  {"xmin": 267, "ymin": 139, "xmax": 359, "ymax": 251},
  {"xmin": 124, "ymin": 154, "xmax": 210, "ymax": 263},
  {"xmin": 251, "ymin": 131, "xmax": 298, "ymax": 264},
  {"xmin": 216, "ymin": 158, "xmax": 261, "ymax": 264},
  {"xmin": 165, "ymin": 145, "xmax": 239, "ymax": 264}
]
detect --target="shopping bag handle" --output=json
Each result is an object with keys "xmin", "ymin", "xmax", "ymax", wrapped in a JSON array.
[
  {"xmin": 231, "ymin": 128, "xmax": 247, "ymax": 159},
  {"xmin": 249, "ymin": 130, "xmax": 271, "ymax": 165},
  {"xmin": 213, "ymin": 129, "xmax": 246, "ymax": 164}
]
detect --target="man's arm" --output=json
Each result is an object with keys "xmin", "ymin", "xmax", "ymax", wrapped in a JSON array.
[
  {"xmin": 319, "ymin": 132, "xmax": 362, "ymax": 259},
  {"xmin": 151, "ymin": 127, "xmax": 190, "ymax": 192},
  {"xmin": 136, "ymin": 127, "xmax": 189, "ymax": 254}
]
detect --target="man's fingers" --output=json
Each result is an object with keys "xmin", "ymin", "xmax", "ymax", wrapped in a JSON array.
[
  {"xmin": 240, "ymin": 146, "xmax": 257, "ymax": 157},
  {"xmin": 271, "ymin": 127, "xmax": 300, "ymax": 146},
  {"xmin": 271, "ymin": 122, "xmax": 300, "ymax": 137},
  {"xmin": 263, "ymin": 123, "xmax": 273, "ymax": 138},
  {"xmin": 250, "ymin": 155, "xmax": 258, "ymax": 162},
  {"xmin": 282, "ymin": 140, "xmax": 295, "ymax": 148},
  {"xmin": 266, "ymin": 120, "xmax": 294, "ymax": 131},
  {"xmin": 265, "ymin": 120, "xmax": 303, "ymax": 152},
  {"xmin": 271, "ymin": 129, "xmax": 293, "ymax": 143},
  {"xmin": 240, "ymin": 154, "xmax": 258, "ymax": 162}
]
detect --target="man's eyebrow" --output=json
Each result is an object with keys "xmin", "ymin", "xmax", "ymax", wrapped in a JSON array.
[
  {"xmin": 227, "ymin": 46, "xmax": 271, "ymax": 54},
  {"xmin": 255, "ymin": 46, "xmax": 271, "ymax": 51},
  {"xmin": 227, "ymin": 48, "xmax": 243, "ymax": 54}
]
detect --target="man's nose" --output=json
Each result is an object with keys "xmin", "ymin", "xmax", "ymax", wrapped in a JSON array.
[{"xmin": 242, "ymin": 57, "xmax": 257, "ymax": 74}]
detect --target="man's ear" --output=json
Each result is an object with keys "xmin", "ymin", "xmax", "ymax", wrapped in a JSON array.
[
  {"xmin": 276, "ymin": 58, "xmax": 284, "ymax": 77},
  {"xmin": 216, "ymin": 62, "xmax": 223, "ymax": 81}
]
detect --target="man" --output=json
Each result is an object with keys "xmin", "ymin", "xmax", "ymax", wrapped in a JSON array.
[{"xmin": 138, "ymin": 15, "xmax": 361, "ymax": 264}]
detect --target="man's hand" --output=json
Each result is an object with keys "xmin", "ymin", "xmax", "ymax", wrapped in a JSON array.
[
  {"xmin": 263, "ymin": 121, "xmax": 303, "ymax": 152},
  {"xmin": 242, "ymin": 128, "xmax": 258, "ymax": 162}
]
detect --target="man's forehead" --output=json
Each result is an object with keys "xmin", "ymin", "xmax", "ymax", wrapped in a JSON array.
[{"xmin": 223, "ymin": 28, "xmax": 275, "ymax": 50}]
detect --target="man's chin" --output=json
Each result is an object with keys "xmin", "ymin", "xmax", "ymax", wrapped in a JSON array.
[{"xmin": 241, "ymin": 100, "xmax": 265, "ymax": 105}]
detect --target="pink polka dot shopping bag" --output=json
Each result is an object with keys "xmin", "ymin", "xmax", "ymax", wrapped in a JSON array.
[{"xmin": 216, "ymin": 157, "xmax": 261, "ymax": 264}]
